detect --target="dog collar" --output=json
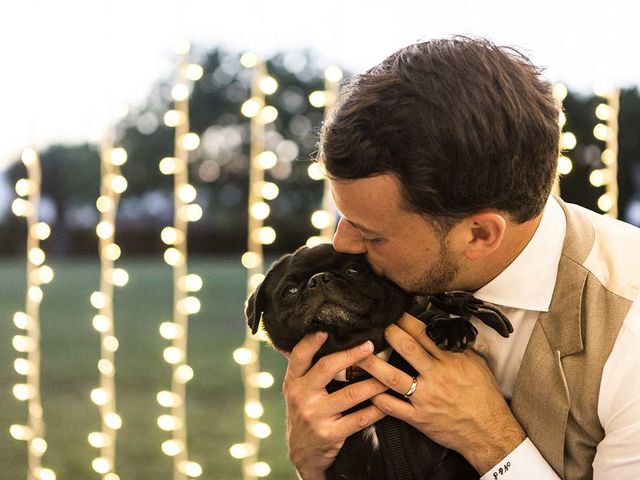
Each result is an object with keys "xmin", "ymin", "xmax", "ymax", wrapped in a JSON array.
[{"xmin": 333, "ymin": 347, "xmax": 392, "ymax": 382}]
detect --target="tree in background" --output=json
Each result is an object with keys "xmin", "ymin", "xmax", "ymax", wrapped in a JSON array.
[{"xmin": 4, "ymin": 48, "xmax": 640, "ymax": 255}]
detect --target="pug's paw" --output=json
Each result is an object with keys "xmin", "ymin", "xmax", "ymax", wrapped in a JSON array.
[{"xmin": 425, "ymin": 316, "xmax": 478, "ymax": 352}]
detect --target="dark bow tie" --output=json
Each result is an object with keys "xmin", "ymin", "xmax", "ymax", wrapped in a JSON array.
[{"xmin": 429, "ymin": 291, "xmax": 514, "ymax": 338}]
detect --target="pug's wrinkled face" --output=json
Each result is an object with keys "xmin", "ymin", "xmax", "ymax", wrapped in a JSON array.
[{"xmin": 246, "ymin": 244, "xmax": 411, "ymax": 357}]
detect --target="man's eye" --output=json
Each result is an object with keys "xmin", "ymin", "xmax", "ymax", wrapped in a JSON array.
[
  {"xmin": 345, "ymin": 267, "xmax": 360, "ymax": 277},
  {"xmin": 283, "ymin": 286, "xmax": 298, "ymax": 298}
]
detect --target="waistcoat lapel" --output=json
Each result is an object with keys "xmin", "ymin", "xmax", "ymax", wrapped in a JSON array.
[{"xmin": 510, "ymin": 198, "xmax": 594, "ymax": 477}]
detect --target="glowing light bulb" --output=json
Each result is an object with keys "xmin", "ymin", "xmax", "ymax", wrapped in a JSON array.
[
  {"xmin": 93, "ymin": 314, "xmax": 111, "ymax": 333},
  {"xmin": 601, "ymin": 149, "xmax": 615, "ymax": 166},
  {"xmin": 38, "ymin": 468, "xmax": 56, "ymax": 480},
  {"xmin": 163, "ymin": 347, "xmax": 183, "ymax": 364},
  {"xmin": 245, "ymin": 401, "xmax": 264, "ymax": 419},
  {"xmin": 110, "ymin": 148, "xmax": 128, "ymax": 166},
  {"xmin": 104, "ymin": 412, "xmax": 122, "ymax": 430},
  {"xmin": 110, "ymin": 175, "xmax": 128, "ymax": 194},
  {"xmin": 179, "ymin": 461, "xmax": 203, "ymax": 478},
  {"xmin": 178, "ymin": 184, "xmax": 197, "ymax": 203},
  {"xmin": 13, "ymin": 335, "xmax": 35, "ymax": 352},
  {"xmin": 186, "ymin": 64, "xmax": 204, "ymax": 81},
  {"xmin": 32, "ymin": 222, "xmax": 51, "ymax": 240},
  {"xmin": 241, "ymin": 98, "xmax": 261, "ymax": 118},
  {"xmin": 164, "ymin": 110, "xmax": 184, "ymax": 127},
  {"xmin": 184, "ymin": 204, "xmax": 203, "ymax": 222},
  {"xmin": 98, "ymin": 359, "xmax": 115, "ymax": 376},
  {"xmin": 260, "ymin": 182, "xmax": 279, "ymax": 200},
  {"xmin": 311, "ymin": 210, "xmax": 331, "ymax": 230},
  {"xmin": 249, "ymin": 462, "xmax": 271, "ymax": 477},
  {"xmin": 593, "ymin": 123, "xmax": 609, "ymax": 141},
  {"xmin": 254, "ymin": 226, "xmax": 276, "ymax": 245},
  {"xmin": 31, "ymin": 437, "xmax": 47, "ymax": 456},
  {"xmin": 92, "ymin": 457, "xmax": 111, "ymax": 474},
  {"xmin": 104, "ymin": 243, "xmax": 121, "ymax": 261},
  {"xmin": 103, "ymin": 336, "xmax": 119, "ymax": 352},
  {"xmin": 552, "ymin": 83, "xmax": 568, "ymax": 101},
  {"xmin": 241, "ymin": 252, "xmax": 262, "ymax": 269},
  {"xmin": 306, "ymin": 236, "xmax": 323, "ymax": 248},
  {"xmin": 557, "ymin": 156, "xmax": 573, "ymax": 175},
  {"xmin": 160, "ymin": 322, "xmax": 184, "ymax": 340},
  {"xmin": 160, "ymin": 157, "xmax": 183, "ymax": 175},
  {"xmin": 157, "ymin": 414, "xmax": 182, "ymax": 431},
  {"xmin": 172, "ymin": 84, "xmax": 190, "ymax": 101},
  {"xmin": 309, "ymin": 91, "xmax": 327, "ymax": 108},
  {"xmin": 88, "ymin": 432, "xmax": 108, "ymax": 448},
  {"xmin": 598, "ymin": 193, "xmax": 612, "ymax": 212},
  {"xmin": 161, "ymin": 227, "xmax": 182, "ymax": 245},
  {"xmin": 250, "ymin": 202, "xmax": 270, "ymax": 220},
  {"xmin": 13, "ymin": 383, "xmax": 34, "ymax": 401},
  {"xmin": 14, "ymin": 312, "xmax": 30, "ymax": 329},
  {"xmin": 233, "ymin": 348, "xmax": 256, "ymax": 365},
  {"xmin": 28, "ymin": 286, "xmax": 43, "ymax": 303},
  {"xmin": 180, "ymin": 132, "xmax": 200, "ymax": 151},
  {"xmin": 256, "ymin": 151, "xmax": 277, "ymax": 170},
  {"xmin": 561, "ymin": 132, "xmax": 577, "ymax": 150},
  {"xmin": 10, "ymin": 424, "xmax": 32, "ymax": 441},
  {"xmin": 179, "ymin": 296, "xmax": 201, "ymax": 314},
  {"xmin": 90, "ymin": 388, "xmax": 109, "ymax": 406},
  {"xmin": 595, "ymin": 103, "xmax": 611, "ymax": 121},
  {"xmin": 180, "ymin": 274, "xmax": 203, "ymax": 292},
  {"xmin": 21, "ymin": 148, "xmax": 38, "ymax": 165},
  {"xmin": 254, "ymin": 372, "xmax": 275, "ymax": 389},
  {"xmin": 28, "ymin": 248, "xmax": 45, "ymax": 266},
  {"xmin": 90, "ymin": 291, "xmax": 108, "ymax": 309},
  {"xmin": 15, "ymin": 178, "xmax": 32, "ymax": 196},
  {"xmin": 259, "ymin": 76, "xmax": 278, "ymax": 95},
  {"xmin": 249, "ymin": 273, "xmax": 265, "ymax": 290},
  {"xmin": 240, "ymin": 52, "xmax": 258, "ymax": 68},
  {"xmin": 96, "ymin": 221, "xmax": 115, "ymax": 240},
  {"xmin": 175, "ymin": 364, "xmax": 195, "ymax": 383},
  {"xmin": 308, "ymin": 163, "xmax": 324, "ymax": 180},
  {"xmin": 12, "ymin": 198, "xmax": 30, "ymax": 217},
  {"xmin": 260, "ymin": 106, "xmax": 278, "ymax": 123},
  {"xmin": 162, "ymin": 439, "xmax": 185, "ymax": 456},
  {"xmin": 14, "ymin": 358, "xmax": 32, "ymax": 375},
  {"xmin": 111, "ymin": 268, "xmax": 129, "ymax": 287},
  {"xmin": 229, "ymin": 443, "xmax": 256, "ymax": 459},
  {"xmin": 325, "ymin": 66, "xmax": 343, "ymax": 82},
  {"xmin": 164, "ymin": 248, "xmax": 184, "ymax": 266},
  {"xmin": 589, "ymin": 169, "xmax": 606, "ymax": 187},
  {"xmin": 157, "ymin": 391, "xmax": 182, "ymax": 408}
]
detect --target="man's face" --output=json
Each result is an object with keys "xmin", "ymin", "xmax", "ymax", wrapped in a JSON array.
[{"xmin": 330, "ymin": 174, "xmax": 461, "ymax": 295}]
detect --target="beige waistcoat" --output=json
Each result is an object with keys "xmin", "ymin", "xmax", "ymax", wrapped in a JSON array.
[{"xmin": 510, "ymin": 198, "xmax": 640, "ymax": 479}]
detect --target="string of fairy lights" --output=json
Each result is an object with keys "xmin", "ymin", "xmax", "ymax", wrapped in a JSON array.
[
  {"xmin": 88, "ymin": 126, "xmax": 129, "ymax": 478},
  {"xmin": 10, "ymin": 147, "xmax": 56, "ymax": 480},
  {"xmin": 552, "ymin": 83, "xmax": 576, "ymax": 196},
  {"xmin": 157, "ymin": 40, "xmax": 205, "ymax": 480},
  {"xmin": 590, "ymin": 85, "xmax": 620, "ymax": 217},
  {"xmin": 307, "ymin": 66, "xmax": 343, "ymax": 245},
  {"xmin": 232, "ymin": 52, "xmax": 279, "ymax": 480}
]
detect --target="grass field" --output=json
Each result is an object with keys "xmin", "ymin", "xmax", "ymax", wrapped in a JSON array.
[{"xmin": 0, "ymin": 255, "xmax": 296, "ymax": 480}]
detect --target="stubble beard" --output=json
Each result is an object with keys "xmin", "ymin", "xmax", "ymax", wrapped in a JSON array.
[{"xmin": 404, "ymin": 241, "xmax": 460, "ymax": 295}]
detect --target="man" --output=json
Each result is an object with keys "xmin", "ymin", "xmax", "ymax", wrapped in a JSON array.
[{"xmin": 282, "ymin": 37, "xmax": 640, "ymax": 479}]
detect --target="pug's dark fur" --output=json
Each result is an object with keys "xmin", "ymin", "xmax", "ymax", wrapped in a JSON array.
[{"xmin": 246, "ymin": 244, "xmax": 478, "ymax": 480}]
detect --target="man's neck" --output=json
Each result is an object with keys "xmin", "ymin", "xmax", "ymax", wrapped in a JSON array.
[{"xmin": 468, "ymin": 214, "xmax": 543, "ymax": 292}]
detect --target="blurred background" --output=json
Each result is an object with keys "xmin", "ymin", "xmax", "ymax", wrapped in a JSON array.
[{"xmin": 1, "ymin": 0, "xmax": 639, "ymax": 479}]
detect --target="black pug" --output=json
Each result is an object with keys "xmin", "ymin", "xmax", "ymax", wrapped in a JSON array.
[{"xmin": 245, "ymin": 244, "xmax": 484, "ymax": 480}]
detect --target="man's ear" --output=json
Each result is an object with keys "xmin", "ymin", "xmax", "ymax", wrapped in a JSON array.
[
  {"xmin": 463, "ymin": 212, "xmax": 506, "ymax": 260},
  {"xmin": 245, "ymin": 281, "xmax": 266, "ymax": 335}
]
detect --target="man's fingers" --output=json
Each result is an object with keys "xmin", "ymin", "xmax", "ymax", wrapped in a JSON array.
[
  {"xmin": 319, "ymin": 378, "xmax": 389, "ymax": 416},
  {"xmin": 396, "ymin": 312, "xmax": 445, "ymax": 360},
  {"xmin": 369, "ymin": 392, "xmax": 415, "ymax": 425},
  {"xmin": 306, "ymin": 340, "xmax": 375, "ymax": 389},
  {"xmin": 384, "ymin": 323, "xmax": 435, "ymax": 377},
  {"xmin": 356, "ymin": 354, "xmax": 418, "ymax": 397},
  {"xmin": 286, "ymin": 332, "xmax": 328, "ymax": 378},
  {"xmin": 333, "ymin": 403, "xmax": 387, "ymax": 440}
]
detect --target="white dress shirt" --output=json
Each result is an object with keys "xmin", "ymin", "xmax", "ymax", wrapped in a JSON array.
[{"xmin": 469, "ymin": 196, "xmax": 640, "ymax": 479}]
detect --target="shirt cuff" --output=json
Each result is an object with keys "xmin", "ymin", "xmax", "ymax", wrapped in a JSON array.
[{"xmin": 479, "ymin": 438, "xmax": 561, "ymax": 480}]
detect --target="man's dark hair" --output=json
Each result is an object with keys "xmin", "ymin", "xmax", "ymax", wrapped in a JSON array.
[{"xmin": 319, "ymin": 36, "xmax": 561, "ymax": 226}]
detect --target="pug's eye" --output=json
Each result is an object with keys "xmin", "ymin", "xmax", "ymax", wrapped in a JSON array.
[
  {"xmin": 345, "ymin": 267, "xmax": 360, "ymax": 277},
  {"xmin": 283, "ymin": 286, "xmax": 298, "ymax": 299}
]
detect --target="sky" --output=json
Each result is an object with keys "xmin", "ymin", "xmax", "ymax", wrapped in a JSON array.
[{"xmin": 2, "ymin": 0, "xmax": 639, "ymax": 171}]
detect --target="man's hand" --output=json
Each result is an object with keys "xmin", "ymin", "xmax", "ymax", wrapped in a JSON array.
[
  {"xmin": 282, "ymin": 332, "xmax": 388, "ymax": 480},
  {"xmin": 357, "ymin": 313, "xmax": 526, "ymax": 475}
]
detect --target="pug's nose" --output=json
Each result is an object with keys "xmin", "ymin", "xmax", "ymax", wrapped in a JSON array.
[{"xmin": 308, "ymin": 272, "xmax": 332, "ymax": 289}]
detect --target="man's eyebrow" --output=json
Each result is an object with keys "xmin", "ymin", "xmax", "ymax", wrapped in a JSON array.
[{"xmin": 344, "ymin": 218, "xmax": 382, "ymax": 236}]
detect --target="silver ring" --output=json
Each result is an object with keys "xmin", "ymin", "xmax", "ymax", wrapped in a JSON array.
[{"xmin": 404, "ymin": 376, "xmax": 418, "ymax": 398}]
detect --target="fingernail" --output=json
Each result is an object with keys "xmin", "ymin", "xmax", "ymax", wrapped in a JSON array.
[
  {"xmin": 361, "ymin": 341, "xmax": 373, "ymax": 352},
  {"xmin": 316, "ymin": 331, "xmax": 327, "ymax": 340}
]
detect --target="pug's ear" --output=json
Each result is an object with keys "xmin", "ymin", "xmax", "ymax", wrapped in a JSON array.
[{"xmin": 245, "ymin": 281, "xmax": 266, "ymax": 335}]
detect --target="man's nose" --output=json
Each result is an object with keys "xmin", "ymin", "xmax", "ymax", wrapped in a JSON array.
[{"xmin": 332, "ymin": 217, "xmax": 366, "ymax": 254}]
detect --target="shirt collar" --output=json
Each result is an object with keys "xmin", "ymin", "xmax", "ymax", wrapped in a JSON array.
[{"xmin": 473, "ymin": 196, "xmax": 566, "ymax": 312}]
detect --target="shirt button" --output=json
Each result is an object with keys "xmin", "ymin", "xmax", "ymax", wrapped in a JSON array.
[{"xmin": 476, "ymin": 343, "xmax": 489, "ymax": 354}]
